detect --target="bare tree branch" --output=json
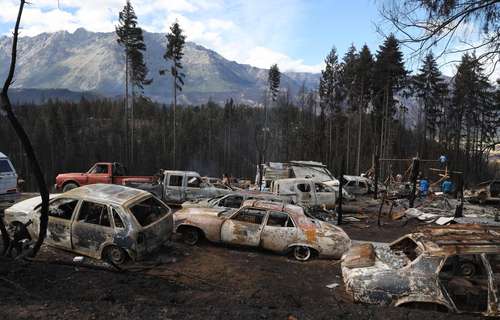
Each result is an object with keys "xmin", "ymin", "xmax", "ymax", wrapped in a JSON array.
[
  {"xmin": 0, "ymin": 0, "xmax": 49, "ymax": 258},
  {"xmin": 379, "ymin": 0, "xmax": 500, "ymax": 69}
]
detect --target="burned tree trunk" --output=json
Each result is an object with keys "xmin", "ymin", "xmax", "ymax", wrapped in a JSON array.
[{"xmin": 0, "ymin": 0, "xmax": 49, "ymax": 257}]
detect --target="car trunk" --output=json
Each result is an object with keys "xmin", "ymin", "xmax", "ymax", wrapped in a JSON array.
[
  {"xmin": 141, "ymin": 214, "xmax": 173, "ymax": 253},
  {"xmin": 128, "ymin": 196, "xmax": 174, "ymax": 256}
]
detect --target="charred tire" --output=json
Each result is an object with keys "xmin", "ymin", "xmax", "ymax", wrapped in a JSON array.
[
  {"xmin": 293, "ymin": 246, "xmax": 312, "ymax": 261},
  {"xmin": 180, "ymin": 227, "xmax": 201, "ymax": 246},
  {"xmin": 103, "ymin": 245, "xmax": 128, "ymax": 265},
  {"xmin": 62, "ymin": 182, "xmax": 79, "ymax": 193}
]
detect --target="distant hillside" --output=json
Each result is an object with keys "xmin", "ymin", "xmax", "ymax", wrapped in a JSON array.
[
  {"xmin": 0, "ymin": 28, "xmax": 320, "ymax": 105},
  {"xmin": 10, "ymin": 88, "xmax": 101, "ymax": 105}
]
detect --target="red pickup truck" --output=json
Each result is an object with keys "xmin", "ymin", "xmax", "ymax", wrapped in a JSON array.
[{"xmin": 55, "ymin": 162, "xmax": 155, "ymax": 192}]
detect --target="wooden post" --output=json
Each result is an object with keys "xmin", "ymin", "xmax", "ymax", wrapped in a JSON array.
[
  {"xmin": 409, "ymin": 157, "xmax": 420, "ymax": 208},
  {"xmin": 373, "ymin": 153, "xmax": 379, "ymax": 200},
  {"xmin": 454, "ymin": 173, "xmax": 464, "ymax": 218},
  {"xmin": 337, "ymin": 166, "xmax": 344, "ymax": 225}
]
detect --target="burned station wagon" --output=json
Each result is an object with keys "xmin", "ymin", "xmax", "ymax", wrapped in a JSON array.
[
  {"xmin": 4, "ymin": 184, "xmax": 173, "ymax": 264},
  {"xmin": 341, "ymin": 225, "xmax": 500, "ymax": 316},
  {"xmin": 175, "ymin": 200, "xmax": 351, "ymax": 261}
]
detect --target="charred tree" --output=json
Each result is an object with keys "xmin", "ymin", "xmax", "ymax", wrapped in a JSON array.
[{"xmin": 0, "ymin": 0, "xmax": 49, "ymax": 257}]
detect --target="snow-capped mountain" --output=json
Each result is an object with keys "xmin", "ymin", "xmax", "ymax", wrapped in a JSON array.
[{"xmin": 0, "ymin": 28, "xmax": 320, "ymax": 104}]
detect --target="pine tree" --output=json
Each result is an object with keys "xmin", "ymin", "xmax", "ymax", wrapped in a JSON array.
[
  {"xmin": 341, "ymin": 44, "xmax": 358, "ymax": 173},
  {"xmin": 266, "ymin": 63, "xmax": 280, "ymax": 147},
  {"xmin": 413, "ymin": 52, "xmax": 448, "ymax": 157},
  {"xmin": 372, "ymin": 34, "xmax": 407, "ymax": 161},
  {"xmin": 354, "ymin": 44, "xmax": 373, "ymax": 174},
  {"xmin": 451, "ymin": 53, "xmax": 497, "ymax": 178},
  {"xmin": 116, "ymin": 0, "xmax": 150, "ymax": 167},
  {"xmin": 161, "ymin": 21, "xmax": 186, "ymax": 168},
  {"xmin": 319, "ymin": 47, "xmax": 343, "ymax": 168}
]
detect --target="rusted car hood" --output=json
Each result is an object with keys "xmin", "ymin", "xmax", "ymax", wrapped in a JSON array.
[
  {"xmin": 4, "ymin": 194, "xmax": 58, "ymax": 225},
  {"xmin": 176, "ymin": 207, "xmax": 225, "ymax": 218},
  {"xmin": 181, "ymin": 199, "xmax": 212, "ymax": 208},
  {"xmin": 6, "ymin": 194, "xmax": 58, "ymax": 214}
]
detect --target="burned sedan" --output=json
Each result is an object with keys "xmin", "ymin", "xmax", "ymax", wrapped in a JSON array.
[
  {"xmin": 4, "ymin": 184, "xmax": 173, "ymax": 264},
  {"xmin": 175, "ymin": 200, "xmax": 351, "ymax": 261},
  {"xmin": 341, "ymin": 225, "xmax": 500, "ymax": 316}
]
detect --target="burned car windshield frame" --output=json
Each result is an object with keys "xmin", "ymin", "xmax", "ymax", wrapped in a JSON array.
[{"xmin": 389, "ymin": 236, "xmax": 423, "ymax": 265}]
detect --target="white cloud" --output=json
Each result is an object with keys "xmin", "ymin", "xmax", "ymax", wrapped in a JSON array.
[
  {"xmin": 0, "ymin": 0, "xmax": 322, "ymax": 73},
  {"xmin": 241, "ymin": 46, "xmax": 324, "ymax": 73}
]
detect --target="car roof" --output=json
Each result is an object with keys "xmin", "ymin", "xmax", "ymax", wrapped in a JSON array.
[
  {"xmin": 164, "ymin": 170, "xmax": 200, "ymax": 176},
  {"xmin": 289, "ymin": 160, "xmax": 327, "ymax": 167},
  {"xmin": 242, "ymin": 199, "xmax": 304, "ymax": 215},
  {"xmin": 63, "ymin": 183, "xmax": 150, "ymax": 206},
  {"xmin": 275, "ymin": 178, "xmax": 313, "ymax": 184},
  {"xmin": 403, "ymin": 224, "xmax": 500, "ymax": 256},
  {"xmin": 343, "ymin": 175, "xmax": 369, "ymax": 181}
]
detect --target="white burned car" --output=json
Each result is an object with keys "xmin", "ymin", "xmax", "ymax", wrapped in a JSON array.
[
  {"xmin": 0, "ymin": 152, "xmax": 19, "ymax": 206},
  {"xmin": 175, "ymin": 200, "xmax": 351, "ymax": 261},
  {"xmin": 342, "ymin": 225, "xmax": 500, "ymax": 317},
  {"xmin": 4, "ymin": 184, "xmax": 173, "ymax": 264}
]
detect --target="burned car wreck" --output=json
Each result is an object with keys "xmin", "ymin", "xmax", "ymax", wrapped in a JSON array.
[
  {"xmin": 341, "ymin": 225, "xmax": 500, "ymax": 316},
  {"xmin": 174, "ymin": 199, "xmax": 351, "ymax": 261},
  {"xmin": 3, "ymin": 184, "xmax": 173, "ymax": 264}
]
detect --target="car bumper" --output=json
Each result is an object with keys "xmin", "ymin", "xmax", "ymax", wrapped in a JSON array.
[{"xmin": 0, "ymin": 192, "xmax": 20, "ymax": 204}]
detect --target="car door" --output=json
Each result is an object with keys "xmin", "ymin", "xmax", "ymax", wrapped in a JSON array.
[
  {"xmin": 260, "ymin": 211, "xmax": 298, "ymax": 252},
  {"xmin": 439, "ymin": 254, "xmax": 490, "ymax": 314},
  {"xmin": 314, "ymin": 182, "xmax": 336, "ymax": 207},
  {"xmin": 45, "ymin": 197, "xmax": 79, "ymax": 249},
  {"xmin": 87, "ymin": 164, "xmax": 112, "ymax": 184},
  {"xmin": 295, "ymin": 182, "xmax": 313, "ymax": 206},
  {"xmin": 220, "ymin": 207, "xmax": 267, "ymax": 247},
  {"xmin": 185, "ymin": 175, "xmax": 204, "ymax": 201},
  {"xmin": 71, "ymin": 200, "xmax": 115, "ymax": 257},
  {"xmin": 165, "ymin": 173, "xmax": 185, "ymax": 203}
]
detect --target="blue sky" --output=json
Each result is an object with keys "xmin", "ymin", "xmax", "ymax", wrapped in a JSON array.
[{"xmin": 0, "ymin": 0, "xmax": 495, "ymax": 78}]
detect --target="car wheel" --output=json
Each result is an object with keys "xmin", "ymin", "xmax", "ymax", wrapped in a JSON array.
[
  {"xmin": 293, "ymin": 246, "xmax": 312, "ymax": 261},
  {"xmin": 62, "ymin": 182, "xmax": 78, "ymax": 193},
  {"xmin": 182, "ymin": 228, "xmax": 200, "ymax": 245},
  {"xmin": 103, "ymin": 245, "xmax": 128, "ymax": 265}
]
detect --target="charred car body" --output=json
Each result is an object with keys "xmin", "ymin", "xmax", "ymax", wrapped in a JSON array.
[
  {"xmin": 175, "ymin": 200, "xmax": 351, "ymax": 261},
  {"xmin": 342, "ymin": 225, "xmax": 500, "ymax": 316},
  {"xmin": 465, "ymin": 180, "xmax": 500, "ymax": 204},
  {"xmin": 0, "ymin": 152, "xmax": 20, "ymax": 206},
  {"xmin": 4, "ymin": 184, "xmax": 173, "ymax": 264},
  {"xmin": 131, "ymin": 170, "xmax": 232, "ymax": 206}
]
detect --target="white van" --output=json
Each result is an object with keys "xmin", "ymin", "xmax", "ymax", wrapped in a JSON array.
[{"xmin": 0, "ymin": 152, "xmax": 19, "ymax": 205}]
